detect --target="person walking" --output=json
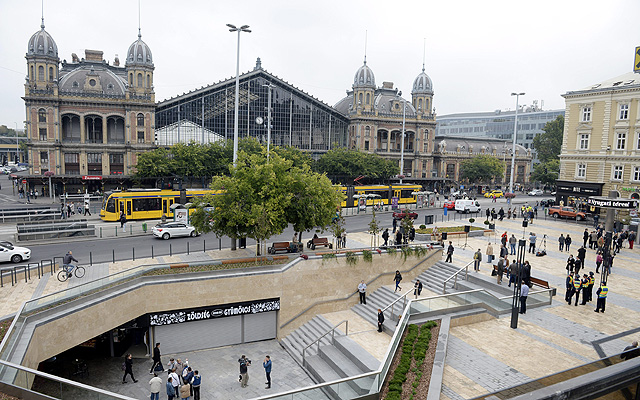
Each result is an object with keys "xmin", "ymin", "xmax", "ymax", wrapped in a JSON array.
[
  {"xmin": 571, "ymin": 273, "xmax": 582, "ymax": 306},
  {"xmin": 558, "ymin": 234, "xmax": 565, "ymax": 252},
  {"xmin": 496, "ymin": 257, "xmax": 505, "ymax": 285},
  {"xmin": 166, "ymin": 376, "xmax": 176, "ymax": 400},
  {"xmin": 84, "ymin": 202, "xmax": 91, "ymax": 216},
  {"xmin": 445, "ymin": 241, "xmax": 454, "ymax": 263},
  {"xmin": 377, "ymin": 308, "xmax": 385, "ymax": 332},
  {"xmin": 519, "ymin": 281, "xmax": 529, "ymax": 314},
  {"xmin": 473, "ymin": 248, "xmax": 482, "ymax": 272},
  {"xmin": 413, "ymin": 279, "xmax": 423, "ymax": 299},
  {"xmin": 528, "ymin": 232, "xmax": 537, "ymax": 253},
  {"xmin": 392, "ymin": 218, "xmax": 397, "ymax": 233},
  {"xmin": 122, "ymin": 353, "xmax": 137, "ymax": 383},
  {"xmin": 594, "ymin": 282, "xmax": 609, "ymax": 313},
  {"xmin": 498, "ymin": 207, "xmax": 504, "ymax": 221},
  {"xmin": 382, "ymin": 228, "xmax": 389, "ymax": 247},
  {"xmin": 120, "ymin": 210, "xmax": 127, "ymax": 232},
  {"xmin": 150, "ymin": 343, "xmax": 163, "ymax": 373},
  {"xmin": 149, "ymin": 373, "xmax": 162, "ymax": 400},
  {"xmin": 509, "ymin": 234, "xmax": 517, "ymax": 255},
  {"xmin": 238, "ymin": 355, "xmax": 251, "ymax": 388},
  {"xmin": 565, "ymin": 273, "xmax": 573, "ymax": 303},
  {"xmin": 486, "ymin": 242, "xmax": 494, "ymax": 264},
  {"xmin": 629, "ymin": 231, "xmax": 636, "ymax": 249},
  {"xmin": 583, "ymin": 228, "xmax": 589, "ymax": 248},
  {"xmin": 589, "ymin": 230, "xmax": 598, "ymax": 249},
  {"xmin": 508, "ymin": 260, "xmax": 517, "ymax": 287},
  {"xmin": 500, "ymin": 244, "xmax": 508, "ymax": 259},
  {"xmin": 357, "ymin": 280, "xmax": 367, "ymax": 305},
  {"xmin": 566, "ymin": 255, "xmax": 575, "ymax": 273},
  {"xmin": 565, "ymin": 234, "xmax": 572, "ymax": 252},
  {"xmin": 263, "ymin": 355, "xmax": 272, "ymax": 389},
  {"xmin": 393, "ymin": 270, "xmax": 403, "ymax": 292},
  {"xmin": 191, "ymin": 371, "xmax": 201, "ymax": 400},
  {"xmin": 595, "ymin": 252, "xmax": 603, "ymax": 273}
]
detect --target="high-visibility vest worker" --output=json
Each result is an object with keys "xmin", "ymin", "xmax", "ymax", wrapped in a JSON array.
[
  {"xmin": 598, "ymin": 285, "xmax": 608, "ymax": 298},
  {"xmin": 573, "ymin": 277, "xmax": 582, "ymax": 289}
]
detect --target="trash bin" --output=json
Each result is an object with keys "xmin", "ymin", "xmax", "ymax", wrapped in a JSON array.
[
  {"xmin": 142, "ymin": 222, "xmax": 147, "ymax": 233},
  {"xmin": 425, "ymin": 215, "xmax": 434, "ymax": 225}
]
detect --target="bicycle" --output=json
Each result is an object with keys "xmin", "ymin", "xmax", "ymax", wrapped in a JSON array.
[{"xmin": 57, "ymin": 264, "xmax": 86, "ymax": 282}]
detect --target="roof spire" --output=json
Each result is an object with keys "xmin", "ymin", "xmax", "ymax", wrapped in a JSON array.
[
  {"xmin": 40, "ymin": 0, "xmax": 44, "ymax": 29},
  {"xmin": 137, "ymin": 0, "xmax": 142, "ymax": 38},
  {"xmin": 364, "ymin": 30, "xmax": 368, "ymax": 64},
  {"xmin": 422, "ymin": 37, "xmax": 426, "ymax": 72}
]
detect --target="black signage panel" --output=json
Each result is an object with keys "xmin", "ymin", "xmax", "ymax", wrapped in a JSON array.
[
  {"xmin": 147, "ymin": 298, "xmax": 280, "ymax": 326},
  {"xmin": 587, "ymin": 197, "xmax": 638, "ymax": 209}
]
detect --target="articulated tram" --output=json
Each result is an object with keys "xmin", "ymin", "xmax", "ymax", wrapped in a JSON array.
[
  {"xmin": 100, "ymin": 189, "xmax": 220, "ymax": 222},
  {"xmin": 338, "ymin": 184, "xmax": 423, "ymax": 208}
]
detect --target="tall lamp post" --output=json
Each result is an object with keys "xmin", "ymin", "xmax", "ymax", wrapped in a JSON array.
[
  {"xmin": 14, "ymin": 122, "xmax": 19, "ymax": 164},
  {"xmin": 227, "ymin": 24, "xmax": 251, "ymax": 168},
  {"xmin": 397, "ymin": 92, "xmax": 407, "ymax": 184},
  {"xmin": 509, "ymin": 93, "xmax": 525, "ymax": 194},
  {"xmin": 262, "ymin": 83, "xmax": 274, "ymax": 161},
  {"xmin": 510, "ymin": 238, "xmax": 527, "ymax": 329}
]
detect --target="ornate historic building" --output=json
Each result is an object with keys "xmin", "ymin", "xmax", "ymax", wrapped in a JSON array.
[
  {"xmin": 334, "ymin": 60, "xmax": 437, "ymax": 179},
  {"xmin": 23, "ymin": 18, "xmax": 156, "ymax": 192}
]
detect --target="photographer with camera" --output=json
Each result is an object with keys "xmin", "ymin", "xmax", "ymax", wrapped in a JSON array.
[{"xmin": 238, "ymin": 355, "xmax": 251, "ymax": 388}]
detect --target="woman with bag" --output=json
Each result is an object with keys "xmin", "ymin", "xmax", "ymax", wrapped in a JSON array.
[{"xmin": 122, "ymin": 353, "xmax": 137, "ymax": 383}]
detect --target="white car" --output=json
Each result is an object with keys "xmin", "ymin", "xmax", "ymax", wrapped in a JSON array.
[
  {"xmin": 528, "ymin": 189, "xmax": 544, "ymax": 196},
  {"xmin": 152, "ymin": 222, "xmax": 197, "ymax": 240},
  {"xmin": 0, "ymin": 243, "xmax": 31, "ymax": 263}
]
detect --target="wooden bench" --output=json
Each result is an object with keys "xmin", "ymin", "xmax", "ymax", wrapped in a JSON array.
[
  {"xmin": 309, "ymin": 237, "xmax": 332, "ymax": 250},
  {"xmin": 529, "ymin": 277, "xmax": 550, "ymax": 289},
  {"xmin": 268, "ymin": 242, "xmax": 291, "ymax": 254}
]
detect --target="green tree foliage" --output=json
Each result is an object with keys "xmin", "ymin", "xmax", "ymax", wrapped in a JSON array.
[
  {"xmin": 459, "ymin": 155, "xmax": 505, "ymax": 183},
  {"xmin": 531, "ymin": 159, "xmax": 560, "ymax": 186},
  {"xmin": 532, "ymin": 115, "xmax": 564, "ymax": 163},
  {"xmin": 314, "ymin": 148, "xmax": 399, "ymax": 182}
]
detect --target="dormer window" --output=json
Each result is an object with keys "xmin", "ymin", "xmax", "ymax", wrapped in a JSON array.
[{"xmin": 72, "ymin": 81, "xmax": 79, "ymax": 88}]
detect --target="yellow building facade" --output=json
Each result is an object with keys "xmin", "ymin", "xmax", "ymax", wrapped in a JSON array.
[{"xmin": 558, "ymin": 71, "xmax": 640, "ymax": 207}]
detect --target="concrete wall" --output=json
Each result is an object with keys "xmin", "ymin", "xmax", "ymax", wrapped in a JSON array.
[{"xmin": 21, "ymin": 248, "xmax": 442, "ymax": 370}]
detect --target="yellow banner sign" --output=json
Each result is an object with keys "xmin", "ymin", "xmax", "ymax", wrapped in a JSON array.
[{"xmin": 635, "ymin": 46, "xmax": 640, "ymax": 72}]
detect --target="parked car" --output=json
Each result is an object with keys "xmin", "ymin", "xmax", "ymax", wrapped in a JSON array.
[
  {"xmin": 444, "ymin": 201, "xmax": 456, "ymax": 210},
  {"xmin": 152, "ymin": 222, "xmax": 198, "ymax": 239},
  {"xmin": 540, "ymin": 199, "xmax": 556, "ymax": 207},
  {"xmin": 484, "ymin": 190, "xmax": 504, "ymax": 198},
  {"xmin": 451, "ymin": 191, "xmax": 468, "ymax": 199},
  {"xmin": 548, "ymin": 206, "xmax": 586, "ymax": 221},
  {"xmin": 0, "ymin": 243, "xmax": 31, "ymax": 263},
  {"xmin": 455, "ymin": 199, "xmax": 481, "ymax": 213},
  {"xmin": 528, "ymin": 189, "xmax": 544, "ymax": 196},
  {"xmin": 392, "ymin": 209, "xmax": 418, "ymax": 220}
]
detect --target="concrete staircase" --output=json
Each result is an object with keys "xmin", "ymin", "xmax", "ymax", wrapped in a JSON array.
[
  {"xmin": 281, "ymin": 315, "xmax": 380, "ymax": 400},
  {"xmin": 415, "ymin": 260, "xmax": 466, "ymax": 294}
]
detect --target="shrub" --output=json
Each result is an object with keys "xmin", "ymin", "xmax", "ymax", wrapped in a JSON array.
[
  {"xmin": 387, "ymin": 247, "xmax": 398, "ymax": 257},
  {"xmin": 362, "ymin": 249, "xmax": 373, "ymax": 262},
  {"xmin": 483, "ymin": 220, "xmax": 490, "ymax": 225},
  {"xmin": 469, "ymin": 218, "xmax": 475, "ymax": 223},
  {"xmin": 345, "ymin": 251, "xmax": 358, "ymax": 266},
  {"xmin": 401, "ymin": 246, "xmax": 414, "ymax": 261},
  {"xmin": 419, "ymin": 224, "xmax": 426, "ymax": 230},
  {"xmin": 322, "ymin": 253, "xmax": 336, "ymax": 262},
  {"xmin": 413, "ymin": 246, "xmax": 428, "ymax": 258}
]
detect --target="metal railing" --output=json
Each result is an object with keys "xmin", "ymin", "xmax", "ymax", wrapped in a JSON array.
[
  {"xmin": 381, "ymin": 287, "xmax": 415, "ymax": 323},
  {"xmin": 301, "ymin": 319, "xmax": 348, "ymax": 366},
  {"xmin": 442, "ymin": 260, "xmax": 473, "ymax": 294}
]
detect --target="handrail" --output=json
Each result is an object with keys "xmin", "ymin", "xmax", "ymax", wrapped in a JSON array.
[
  {"xmin": 301, "ymin": 319, "xmax": 348, "ymax": 366},
  {"xmin": 442, "ymin": 260, "xmax": 473, "ymax": 294},
  {"xmin": 497, "ymin": 287, "xmax": 554, "ymax": 300}
]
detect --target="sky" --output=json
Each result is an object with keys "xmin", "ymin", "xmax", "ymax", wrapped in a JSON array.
[{"xmin": 1, "ymin": 0, "xmax": 639, "ymax": 128}]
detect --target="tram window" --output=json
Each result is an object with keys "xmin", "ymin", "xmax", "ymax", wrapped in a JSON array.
[
  {"xmin": 106, "ymin": 198, "xmax": 115, "ymax": 213},
  {"xmin": 162, "ymin": 200, "xmax": 167, "ymax": 214},
  {"xmin": 133, "ymin": 198, "xmax": 162, "ymax": 211},
  {"xmin": 401, "ymin": 189, "xmax": 415, "ymax": 199}
]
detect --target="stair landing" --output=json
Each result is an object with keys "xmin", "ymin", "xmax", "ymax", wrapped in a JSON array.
[{"xmin": 322, "ymin": 309, "xmax": 391, "ymax": 361}]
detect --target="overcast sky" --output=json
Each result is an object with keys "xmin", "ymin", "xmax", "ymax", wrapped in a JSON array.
[{"xmin": 2, "ymin": 0, "xmax": 639, "ymax": 128}]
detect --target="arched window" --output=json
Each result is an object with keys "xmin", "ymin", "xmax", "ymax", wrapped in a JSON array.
[
  {"xmin": 137, "ymin": 113, "xmax": 145, "ymax": 127},
  {"xmin": 146, "ymin": 74, "xmax": 150, "ymax": 88},
  {"xmin": 358, "ymin": 93, "xmax": 363, "ymax": 105},
  {"xmin": 38, "ymin": 109, "xmax": 47, "ymax": 123},
  {"xmin": 425, "ymin": 99, "xmax": 430, "ymax": 112},
  {"xmin": 366, "ymin": 93, "xmax": 370, "ymax": 105},
  {"xmin": 129, "ymin": 73, "xmax": 133, "ymax": 86},
  {"xmin": 49, "ymin": 67, "xmax": 54, "ymax": 81},
  {"xmin": 418, "ymin": 99, "xmax": 423, "ymax": 110},
  {"xmin": 38, "ymin": 66, "xmax": 44, "ymax": 81},
  {"xmin": 30, "ymin": 66, "xmax": 34, "ymax": 80},
  {"xmin": 137, "ymin": 73, "xmax": 143, "ymax": 87}
]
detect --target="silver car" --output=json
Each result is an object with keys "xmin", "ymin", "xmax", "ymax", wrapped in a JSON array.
[{"xmin": 152, "ymin": 222, "xmax": 197, "ymax": 240}]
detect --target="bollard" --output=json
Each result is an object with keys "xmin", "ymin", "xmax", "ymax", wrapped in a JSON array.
[
  {"xmin": 112, "ymin": 249, "xmax": 115, "ymax": 263},
  {"xmin": 130, "ymin": 225, "xmax": 132, "ymax": 235},
  {"xmin": 90, "ymin": 252, "xmax": 93, "ymax": 266},
  {"xmin": 0, "ymin": 269, "xmax": 4, "ymax": 287},
  {"xmin": 219, "ymin": 237, "xmax": 221, "ymax": 250},
  {"xmin": 203, "ymin": 240, "xmax": 206, "ymax": 252},
  {"xmin": 100, "ymin": 227, "xmax": 102, "ymax": 238},
  {"xmin": 187, "ymin": 242, "xmax": 190, "ymax": 255},
  {"xmin": 170, "ymin": 244, "xmax": 172, "ymax": 257},
  {"xmin": 152, "ymin": 246, "xmax": 154, "ymax": 259},
  {"xmin": 133, "ymin": 247, "xmax": 135, "ymax": 261},
  {"xmin": 115, "ymin": 226, "xmax": 117, "ymax": 237}
]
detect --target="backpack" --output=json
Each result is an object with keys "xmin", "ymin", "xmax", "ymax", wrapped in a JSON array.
[{"xmin": 121, "ymin": 362, "xmax": 126, "ymax": 371}]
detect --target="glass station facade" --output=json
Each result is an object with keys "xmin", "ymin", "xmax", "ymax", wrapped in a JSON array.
[{"xmin": 155, "ymin": 68, "xmax": 348, "ymax": 157}]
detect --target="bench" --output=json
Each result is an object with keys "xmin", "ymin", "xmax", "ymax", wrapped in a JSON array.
[
  {"xmin": 268, "ymin": 242, "xmax": 291, "ymax": 254},
  {"xmin": 309, "ymin": 237, "xmax": 332, "ymax": 250},
  {"xmin": 529, "ymin": 277, "xmax": 550, "ymax": 289}
]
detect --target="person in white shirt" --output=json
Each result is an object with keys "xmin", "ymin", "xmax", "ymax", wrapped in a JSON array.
[
  {"xmin": 149, "ymin": 373, "xmax": 162, "ymax": 400},
  {"xmin": 357, "ymin": 280, "xmax": 367, "ymax": 304},
  {"xmin": 519, "ymin": 281, "xmax": 530, "ymax": 314}
]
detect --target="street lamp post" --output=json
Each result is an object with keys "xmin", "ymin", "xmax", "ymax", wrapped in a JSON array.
[
  {"xmin": 227, "ymin": 23, "xmax": 251, "ymax": 168},
  {"xmin": 397, "ymin": 93, "xmax": 407, "ymax": 184},
  {"xmin": 262, "ymin": 83, "xmax": 274, "ymax": 161},
  {"xmin": 14, "ymin": 122, "xmax": 19, "ymax": 164},
  {"xmin": 509, "ymin": 93, "xmax": 525, "ymax": 194}
]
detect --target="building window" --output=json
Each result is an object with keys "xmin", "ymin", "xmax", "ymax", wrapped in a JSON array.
[
  {"xmin": 129, "ymin": 73, "xmax": 133, "ymax": 86},
  {"xmin": 87, "ymin": 153, "xmax": 102, "ymax": 175},
  {"xmin": 38, "ymin": 108, "xmax": 47, "ymax": 123},
  {"xmin": 613, "ymin": 165, "xmax": 623, "ymax": 181},
  {"xmin": 48, "ymin": 67, "xmax": 53, "ymax": 81},
  {"xmin": 619, "ymin": 104, "xmax": 629, "ymax": 120},
  {"xmin": 38, "ymin": 65, "xmax": 44, "ymax": 81},
  {"xmin": 364, "ymin": 141, "xmax": 369, "ymax": 151},
  {"xmin": 85, "ymin": 115, "xmax": 103, "ymax": 143},
  {"xmin": 109, "ymin": 153, "xmax": 124, "ymax": 175},
  {"xmin": 365, "ymin": 126, "xmax": 370, "ymax": 137},
  {"xmin": 39, "ymin": 128, "xmax": 47, "ymax": 141},
  {"xmin": 577, "ymin": 164, "xmax": 586, "ymax": 178},
  {"xmin": 579, "ymin": 134, "xmax": 589, "ymax": 150},
  {"xmin": 137, "ymin": 73, "xmax": 143, "ymax": 88},
  {"xmin": 61, "ymin": 114, "xmax": 81, "ymax": 143},
  {"xmin": 137, "ymin": 131, "xmax": 145, "ymax": 143},
  {"xmin": 365, "ymin": 93, "xmax": 370, "ymax": 105},
  {"xmin": 633, "ymin": 166, "xmax": 640, "ymax": 182},
  {"xmin": 40, "ymin": 151, "xmax": 48, "ymax": 164},
  {"xmin": 146, "ymin": 74, "xmax": 151, "ymax": 88},
  {"xmin": 358, "ymin": 93, "xmax": 362, "ymax": 105},
  {"xmin": 64, "ymin": 153, "xmax": 80, "ymax": 175},
  {"xmin": 581, "ymin": 106, "xmax": 591, "ymax": 122},
  {"xmin": 616, "ymin": 132, "xmax": 626, "ymax": 150},
  {"xmin": 418, "ymin": 98, "xmax": 422, "ymax": 110},
  {"xmin": 637, "ymin": 132, "xmax": 640, "ymax": 150},
  {"xmin": 137, "ymin": 113, "xmax": 144, "ymax": 127}
]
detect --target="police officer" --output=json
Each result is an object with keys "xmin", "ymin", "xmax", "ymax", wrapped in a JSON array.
[
  {"xmin": 579, "ymin": 274, "xmax": 590, "ymax": 305},
  {"xmin": 586, "ymin": 272, "xmax": 595, "ymax": 303},
  {"xmin": 569, "ymin": 273, "xmax": 581, "ymax": 306},
  {"xmin": 594, "ymin": 282, "xmax": 609, "ymax": 313}
]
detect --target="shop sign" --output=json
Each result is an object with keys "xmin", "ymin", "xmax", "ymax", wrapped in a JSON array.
[
  {"xmin": 587, "ymin": 197, "xmax": 638, "ymax": 209},
  {"xmin": 82, "ymin": 175, "xmax": 102, "ymax": 180},
  {"xmin": 556, "ymin": 184, "xmax": 600, "ymax": 195},
  {"xmin": 621, "ymin": 187, "xmax": 639, "ymax": 192},
  {"xmin": 148, "ymin": 298, "xmax": 280, "ymax": 326}
]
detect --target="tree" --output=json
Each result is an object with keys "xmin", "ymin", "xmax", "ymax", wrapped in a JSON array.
[
  {"xmin": 532, "ymin": 115, "xmax": 564, "ymax": 163},
  {"xmin": 314, "ymin": 148, "xmax": 399, "ymax": 182},
  {"xmin": 459, "ymin": 155, "xmax": 505, "ymax": 183},
  {"xmin": 531, "ymin": 159, "xmax": 559, "ymax": 186},
  {"xmin": 135, "ymin": 147, "xmax": 175, "ymax": 178},
  {"xmin": 368, "ymin": 210, "xmax": 381, "ymax": 248}
]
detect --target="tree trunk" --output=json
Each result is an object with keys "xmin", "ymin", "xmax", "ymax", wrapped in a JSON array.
[{"xmin": 231, "ymin": 237, "xmax": 237, "ymax": 251}]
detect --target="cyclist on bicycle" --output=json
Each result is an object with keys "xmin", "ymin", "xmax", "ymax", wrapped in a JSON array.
[{"xmin": 63, "ymin": 251, "xmax": 78, "ymax": 278}]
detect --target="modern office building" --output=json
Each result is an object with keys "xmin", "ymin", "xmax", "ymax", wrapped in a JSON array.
[
  {"xmin": 22, "ymin": 18, "xmax": 157, "ymax": 193},
  {"xmin": 436, "ymin": 105, "xmax": 564, "ymax": 164},
  {"xmin": 155, "ymin": 58, "xmax": 349, "ymax": 159},
  {"xmin": 557, "ymin": 69, "xmax": 640, "ymax": 208}
]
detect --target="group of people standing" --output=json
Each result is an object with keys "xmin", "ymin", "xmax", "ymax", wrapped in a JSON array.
[{"xmin": 147, "ymin": 343, "xmax": 202, "ymax": 400}]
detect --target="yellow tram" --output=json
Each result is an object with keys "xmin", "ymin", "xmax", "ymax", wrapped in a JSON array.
[
  {"xmin": 99, "ymin": 188, "xmax": 220, "ymax": 222},
  {"xmin": 338, "ymin": 184, "xmax": 422, "ymax": 208}
]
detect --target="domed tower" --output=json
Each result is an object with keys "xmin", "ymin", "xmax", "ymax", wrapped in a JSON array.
[
  {"xmin": 411, "ymin": 65, "xmax": 433, "ymax": 115},
  {"xmin": 352, "ymin": 59, "xmax": 376, "ymax": 113},
  {"xmin": 125, "ymin": 29, "xmax": 154, "ymax": 96},
  {"xmin": 25, "ymin": 17, "xmax": 59, "ymax": 90}
]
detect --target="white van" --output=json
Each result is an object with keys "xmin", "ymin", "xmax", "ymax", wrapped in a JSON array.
[{"xmin": 455, "ymin": 199, "xmax": 480, "ymax": 213}]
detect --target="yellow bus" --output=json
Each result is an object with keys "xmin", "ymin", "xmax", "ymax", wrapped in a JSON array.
[
  {"xmin": 338, "ymin": 184, "xmax": 422, "ymax": 208},
  {"xmin": 100, "ymin": 188, "xmax": 220, "ymax": 222}
]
